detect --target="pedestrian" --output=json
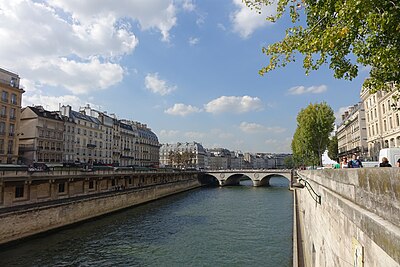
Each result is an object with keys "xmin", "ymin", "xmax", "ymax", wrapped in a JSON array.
[
  {"xmin": 379, "ymin": 157, "xmax": 392, "ymax": 167},
  {"xmin": 348, "ymin": 154, "xmax": 363, "ymax": 168},
  {"xmin": 396, "ymin": 158, "xmax": 400, "ymax": 167},
  {"xmin": 341, "ymin": 157, "xmax": 349, "ymax": 168}
]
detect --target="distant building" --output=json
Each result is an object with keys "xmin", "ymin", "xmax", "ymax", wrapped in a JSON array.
[
  {"xmin": 160, "ymin": 142, "xmax": 206, "ymax": 169},
  {"xmin": 18, "ymin": 106, "xmax": 64, "ymax": 164},
  {"xmin": 0, "ymin": 68, "xmax": 24, "ymax": 164},
  {"xmin": 336, "ymin": 102, "xmax": 368, "ymax": 159}
]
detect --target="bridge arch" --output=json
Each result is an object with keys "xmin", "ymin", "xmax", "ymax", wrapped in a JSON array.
[
  {"xmin": 256, "ymin": 174, "xmax": 291, "ymax": 187},
  {"xmin": 201, "ymin": 170, "xmax": 292, "ymax": 187}
]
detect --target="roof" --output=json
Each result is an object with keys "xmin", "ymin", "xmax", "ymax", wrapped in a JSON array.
[
  {"xmin": 70, "ymin": 110, "xmax": 100, "ymax": 124},
  {"xmin": 28, "ymin": 106, "xmax": 63, "ymax": 121}
]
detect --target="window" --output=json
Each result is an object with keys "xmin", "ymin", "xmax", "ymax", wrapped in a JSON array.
[
  {"xmin": 111, "ymin": 179, "xmax": 116, "ymax": 186},
  {"xmin": 0, "ymin": 139, "xmax": 4, "ymax": 154},
  {"xmin": 9, "ymin": 124, "xmax": 14, "ymax": 136},
  {"xmin": 0, "ymin": 106, "xmax": 6, "ymax": 118},
  {"xmin": 384, "ymin": 120, "xmax": 387, "ymax": 131},
  {"xmin": 0, "ymin": 122, "xmax": 5, "ymax": 135},
  {"xmin": 11, "ymin": 93, "xmax": 17, "ymax": 105},
  {"xmin": 397, "ymin": 114, "xmax": 400, "ymax": 127},
  {"xmin": 58, "ymin": 182, "xmax": 65, "ymax": 193},
  {"xmin": 89, "ymin": 180, "xmax": 94, "ymax": 189},
  {"xmin": 10, "ymin": 108, "xmax": 15, "ymax": 119},
  {"xmin": 1, "ymin": 91, "xmax": 8, "ymax": 102},
  {"xmin": 7, "ymin": 140, "xmax": 13, "ymax": 154},
  {"xmin": 15, "ymin": 185, "xmax": 24, "ymax": 198},
  {"xmin": 382, "ymin": 104, "xmax": 385, "ymax": 114}
]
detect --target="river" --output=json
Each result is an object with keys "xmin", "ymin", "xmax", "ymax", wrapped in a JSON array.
[{"xmin": 0, "ymin": 177, "xmax": 293, "ymax": 267}]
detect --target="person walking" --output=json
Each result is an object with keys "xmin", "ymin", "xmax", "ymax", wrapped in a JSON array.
[
  {"xmin": 379, "ymin": 157, "xmax": 392, "ymax": 167},
  {"xmin": 348, "ymin": 154, "xmax": 363, "ymax": 168}
]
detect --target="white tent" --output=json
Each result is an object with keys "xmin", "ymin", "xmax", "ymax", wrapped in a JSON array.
[{"xmin": 322, "ymin": 150, "xmax": 338, "ymax": 166}]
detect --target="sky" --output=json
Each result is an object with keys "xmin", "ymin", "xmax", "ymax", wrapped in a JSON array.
[{"xmin": 0, "ymin": 0, "xmax": 370, "ymax": 153}]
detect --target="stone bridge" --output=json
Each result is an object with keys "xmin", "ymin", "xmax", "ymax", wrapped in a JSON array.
[{"xmin": 200, "ymin": 169, "xmax": 293, "ymax": 187}]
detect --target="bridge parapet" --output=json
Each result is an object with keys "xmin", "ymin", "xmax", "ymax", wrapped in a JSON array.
[{"xmin": 203, "ymin": 169, "xmax": 292, "ymax": 187}]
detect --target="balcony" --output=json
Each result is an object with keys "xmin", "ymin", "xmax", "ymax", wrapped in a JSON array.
[
  {"xmin": 123, "ymin": 147, "xmax": 131, "ymax": 151},
  {"xmin": 87, "ymin": 144, "xmax": 96, "ymax": 148},
  {"xmin": 18, "ymin": 144, "xmax": 35, "ymax": 152}
]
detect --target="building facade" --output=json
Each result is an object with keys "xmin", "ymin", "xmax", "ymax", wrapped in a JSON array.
[
  {"xmin": 18, "ymin": 106, "xmax": 64, "ymax": 164},
  {"xmin": 361, "ymin": 83, "xmax": 400, "ymax": 160},
  {"xmin": 159, "ymin": 141, "xmax": 206, "ymax": 169},
  {"xmin": 336, "ymin": 102, "xmax": 368, "ymax": 159},
  {"xmin": 0, "ymin": 68, "xmax": 24, "ymax": 164}
]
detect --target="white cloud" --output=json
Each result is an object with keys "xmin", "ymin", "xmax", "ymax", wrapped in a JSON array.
[
  {"xmin": 22, "ymin": 94, "xmax": 87, "ymax": 111},
  {"xmin": 288, "ymin": 85, "xmax": 327, "ymax": 95},
  {"xmin": 145, "ymin": 73, "xmax": 177, "ymax": 96},
  {"xmin": 182, "ymin": 0, "xmax": 195, "ymax": 12},
  {"xmin": 189, "ymin": 37, "xmax": 200, "ymax": 46},
  {"xmin": 265, "ymin": 137, "xmax": 292, "ymax": 153},
  {"xmin": 334, "ymin": 106, "xmax": 351, "ymax": 124},
  {"xmin": 231, "ymin": 0, "xmax": 277, "ymax": 38},
  {"xmin": 211, "ymin": 129, "xmax": 234, "ymax": 139},
  {"xmin": 159, "ymin": 129, "xmax": 180, "ymax": 138},
  {"xmin": 47, "ymin": 0, "xmax": 177, "ymax": 42},
  {"xmin": 184, "ymin": 131, "xmax": 205, "ymax": 139},
  {"xmin": 217, "ymin": 23, "xmax": 226, "ymax": 31},
  {"xmin": 164, "ymin": 103, "xmax": 201, "ymax": 116},
  {"xmin": 204, "ymin": 96, "xmax": 263, "ymax": 114},
  {"xmin": 0, "ymin": 0, "xmax": 179, "ymax": 96},
  {"xmin": 239, "ymin": 122, "xmax": 286, "ymax": 133}
]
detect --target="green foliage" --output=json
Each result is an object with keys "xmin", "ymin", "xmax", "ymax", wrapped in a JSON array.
[
  {"xmin": 244, "ymin": 0, "xmax": 400, "ymax": 93},
  {"xmin": 327, "ymin": 136, "xmax": 339, "ymax": 162},
  {"xmin": 283, "ymin": 155, "xmax": 294, "ymax": 169},
  {"xmin": 291, "ymin": 102, "xmax": 335, "ymax": 166}
]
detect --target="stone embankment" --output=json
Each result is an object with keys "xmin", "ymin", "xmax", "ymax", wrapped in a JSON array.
[
  {"xmin": 293, "ymin": 168, "xmax": 400, "ymax": 267},
  {"xmin": 0, "ymin": 170, "xmax": 200, "ymax": 245}
]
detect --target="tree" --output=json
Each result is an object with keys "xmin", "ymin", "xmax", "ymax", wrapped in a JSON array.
[
  {"xmin": 168, "ymin": 151, "xmax": 195, "ymax": 168},
  {"xmin": 327, "ymin": 136, "xmax": 339, "ymax": 162},
  {"xmin": 291, "ymin": 102, "xmax": 335, "ymax": 166},
  {"xmin": 283, "ymin": 155, "xmax": 294, "ymax": 169},
  {"xmin": 244, "ymin": 0, "xmax": 400, "ymax": 93}
]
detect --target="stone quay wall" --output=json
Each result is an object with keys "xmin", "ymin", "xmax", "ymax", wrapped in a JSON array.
[
  {"xmin": 295, "ymin": 168, "xmax": 400, "ymax": 267},
  {"xmin": 0, "ymin": 170, "xmax": 200, "ymax": 245}
]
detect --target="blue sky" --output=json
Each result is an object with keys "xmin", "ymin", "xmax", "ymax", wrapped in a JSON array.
[{"xmin": 0, "ymin": 0, "xmax": 369, "ymax": 153}]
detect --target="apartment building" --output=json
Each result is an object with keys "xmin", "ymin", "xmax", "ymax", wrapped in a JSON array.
[
  {"xmin": 80, "ymin": 105, "xmax": 114, "ymax": 165},
  {"xmin": 62, "ymin": 115, "xmax": 75, "ymax": 164},
  {"xmin": 336, "ymin": 102, "xmax": 368, "ymax": 159},
  {"xmin": 0, "ymin": 68, "xmax": 24, "ymax": 164},
  {"xmin": 361, "ymin": 83, "xmax": 400, "ymax": 160},
  {"xmin": 60, "ymin": 105, "xmax": 103, "ymax": 165},
  {"xmin": 118, "ymin": 121, "xmax": 136, "ymax": 166},
  {"xmin": 18, "ymin": 106, "xmax": 64, "ymax": 164},
  {"xmin": 136, "ymin": 123, "xmax": 160, "ymax": 167},
  {"xmin": 159, "ymin": 141, "xmax": 206, "ymax": 169}
]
